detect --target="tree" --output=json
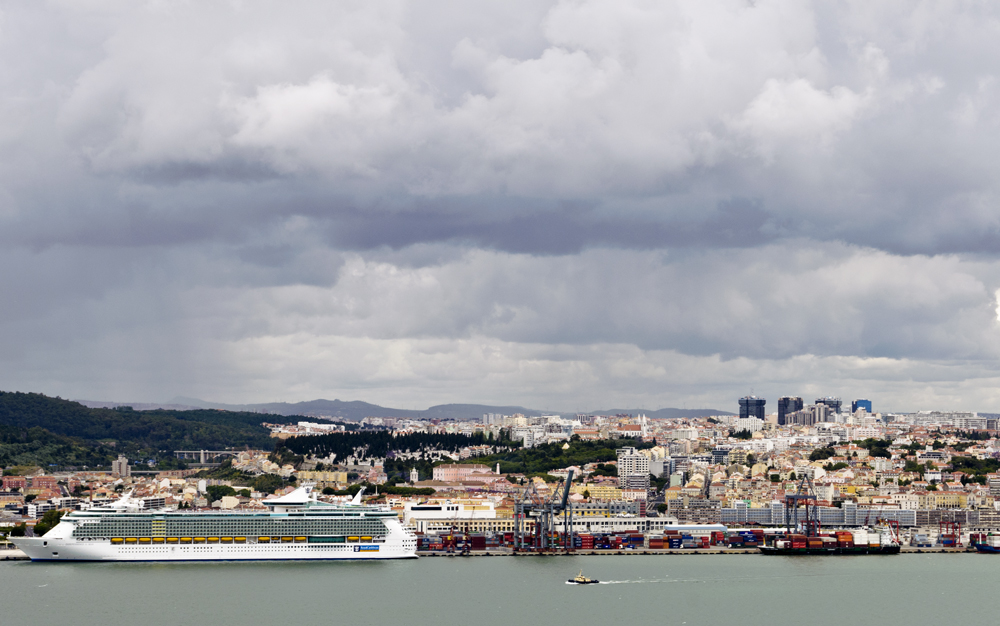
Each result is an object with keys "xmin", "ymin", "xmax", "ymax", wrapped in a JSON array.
[
  {"xmin": 656, "ymin": 503, "xmax": 668, "ymax": 514},
  {"xmin": 32, "ymin": 510, "xmax": 65, "ymax": 536},
  {"xmin": 322, "ymin": 487, "xmax": 336, "ymax": 495},
  {"xmin": 809, "ymin": 448, "xmax": 836, "ymax": 462},
  {"xmin": 746, "ymin": 454, "xmax": 756, "ymax": 466},
  {"xmin": 250, "ymin": 474, "xmax": 290, "ymax": 495},
  {"xmin": 206, "ymin": 484, "xmax": 237, "ymax": 504},
  {"xmin": 582, "ymin": 489, "xmax": 590, "ymax": 499},
  {"xmin": 8, "ymin": 523, "xmax": 26, "ymax": 537},
  {"xmin": 236, "ymin": 489, "xmax": 251, "ymax": 497},
  {"xmin": 788, "ymin": 472, "xmax": 797, "ymax": 481}
]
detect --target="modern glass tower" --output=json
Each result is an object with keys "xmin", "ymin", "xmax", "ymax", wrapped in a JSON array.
[
  {"xmin": 739, "ymin": 396, "xmax": 766, "ymax": 420},
  {"xmin": 816, "ymin": 397, "xmax": 842, "ymax": 413},
  {"xmin": 852, "ymin": 399, "xmax": 872, "ymax": 413},
  {"xmin": 777, "ymin": 397, "xmax": 803, "ymax": 426}
]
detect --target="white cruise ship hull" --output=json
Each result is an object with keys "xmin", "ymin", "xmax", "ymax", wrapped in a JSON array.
[
  {"xmin": 14, "ymin": 486, "xmax": 418, "ymax": 562},
  {"xmin": 13, "ymin": 536, "xmax": 417, "ymax": 561}
]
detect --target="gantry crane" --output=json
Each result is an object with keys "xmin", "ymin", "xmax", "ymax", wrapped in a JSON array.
[{"xmin": 513, "ymin": 470, "xmax": 574, "ymax": 553}]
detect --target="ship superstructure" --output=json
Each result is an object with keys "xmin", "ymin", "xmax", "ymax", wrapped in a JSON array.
[{"xmin": 12, "ymin": 486, "xmax": 417, "ymax": 561}]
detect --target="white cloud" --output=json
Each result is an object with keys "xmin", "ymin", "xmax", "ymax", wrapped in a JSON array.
[{"xmin": 6, "ymin": 1, "xmax": 1000, "ymax": 410}]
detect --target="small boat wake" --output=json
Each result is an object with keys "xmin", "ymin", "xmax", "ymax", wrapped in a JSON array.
[{"xmin": 593, "ymin": 577, "xmax": 716, "ymax": 585}]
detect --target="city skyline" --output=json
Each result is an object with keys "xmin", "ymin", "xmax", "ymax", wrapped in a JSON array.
[{"xmin": 4, "ymin": 3, "xmax": 1000, "ymax": 411}]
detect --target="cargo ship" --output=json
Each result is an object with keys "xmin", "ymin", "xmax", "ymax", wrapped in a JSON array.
[
  {"xmin": 759, "ymin": 528, "xmax": 900, "ymax": 555},
  {"xmin": 972, "ymin": 534, "xmax": 1000, "ymax": 553},
  {"xmin": 11, "ymin": 486, "xmax": 417, "ymax": 562}
]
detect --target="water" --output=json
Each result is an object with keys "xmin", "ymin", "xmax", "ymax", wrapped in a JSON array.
[{"xmin": 0, "ymin": 554, "xmax": 992, "ymax": 626}]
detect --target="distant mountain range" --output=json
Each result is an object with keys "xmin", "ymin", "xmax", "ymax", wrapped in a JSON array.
[
  {"xmin": 586, "ymin": 407, "xmax": 735, "ymax": 419},
  {"xmin": 76, "ymin": 397, "xmax": 733, "ymax": 421}
]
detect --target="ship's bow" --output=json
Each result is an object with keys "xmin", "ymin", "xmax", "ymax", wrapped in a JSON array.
[{"xmin": 10, "ymin": 537, "xmax": 52, "ymax": 560}]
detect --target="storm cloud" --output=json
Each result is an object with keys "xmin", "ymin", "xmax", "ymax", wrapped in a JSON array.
[{"xmin": 3, "ymin": 1, "xmax": 1000, "ymax": 411}]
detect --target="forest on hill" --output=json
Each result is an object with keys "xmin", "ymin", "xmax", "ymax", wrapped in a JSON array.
[
  {"xmin": 0, "ymin": 391, "xmax": 293, "ymax": 469},
  {"xmin": 467, "ymin": 438, "xmax": 656, "ymax": 477},
  {"xmin": 278, "ymin": 430, "xmax": 499, "ymax": 460}
]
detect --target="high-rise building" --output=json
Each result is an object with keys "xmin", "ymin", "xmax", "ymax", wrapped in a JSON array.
[
  {"xmin": 739, "ymin": 396, "xmax": 766, "ymax": 420},
  {"xmin": 111, "ymin": 455, "xmax": 130, "ymax": 479},
  {"xmin": 816, "ymin": 397, "xmax": 842, "ymax": 413},
  {"xmin": 777, "ymin": 397, "xmax": 803, "ymax": 426},
  {"xmin": 852, "ymin": 399, "xmax": 872, "ymax": 413},
  {"xmin": 617, "ymin": 447, "xmax": 650, "ymax": 479}
]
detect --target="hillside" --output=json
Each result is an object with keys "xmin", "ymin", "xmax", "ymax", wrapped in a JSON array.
[
  {"xmin": 0, "ymin": 391, "xmax": 293, "ymax": 469},
  {"xmin": 466, "ymin": 438, "xmax": 657, "ymax": 477},
  {"xmin": 585, "ymin": 407, "xmax": 735, "ymax": 418},
  {"xmin": 157, "ymin": 397, "xmax": 733, "ymax": 421},
  {"xmin": 166, "ymin": 397, "xmax": 546, "ymax": 421}
]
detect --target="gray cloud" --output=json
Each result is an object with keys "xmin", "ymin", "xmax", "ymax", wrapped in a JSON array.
[{"xmin": 3, "ymin": 1, "xmax": 1000, "ymax": 410}]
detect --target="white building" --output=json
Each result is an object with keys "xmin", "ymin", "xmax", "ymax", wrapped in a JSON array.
[
  {"xmin": 734, "ymin": 417, "xmax": 764, "ymax": 433},
  {"xmin": 111, "ymin": 455, "xmax": 130, "ymax": 479},
  {"xmin": 616, "ymin": 447, "xmax": 650, "ymax": 479}
]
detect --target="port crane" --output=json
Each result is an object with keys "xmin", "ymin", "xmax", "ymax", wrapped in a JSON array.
[
  {"xmin": 784, "ymin": 474, "xmax": 820, "ymax": 537},
  {"xmin": 513, "ymin": 470, "xmax": 574, "ymax": 553}
]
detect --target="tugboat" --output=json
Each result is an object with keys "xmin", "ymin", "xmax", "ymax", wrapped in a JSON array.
[{"xmin": 568, "ymin": 570, "xmax": 600, "ymax": 584}]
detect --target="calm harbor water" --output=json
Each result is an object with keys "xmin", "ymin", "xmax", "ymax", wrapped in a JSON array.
[{"xmin": 0, "ymin": 554, "xmax": 992, "ymax": 626}]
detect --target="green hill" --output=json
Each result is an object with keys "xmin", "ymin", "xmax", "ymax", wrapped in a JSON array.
[
  {"xmin": 0, "ymin": 391, "xmax": 291, "ymax": 469},
  {"xmin": 463, "ymin": 438, "xmax": 656, "ymax": 477}
]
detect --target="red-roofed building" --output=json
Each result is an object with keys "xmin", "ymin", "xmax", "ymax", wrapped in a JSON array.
[{"xmin": 2, "ymin": 476, "xmax": 27, "ymax": 491}]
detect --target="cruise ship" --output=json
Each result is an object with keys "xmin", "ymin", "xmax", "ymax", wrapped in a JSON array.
[{"xmin": 12, "ymin": 486, "xmax": 418, "ymax": 561}]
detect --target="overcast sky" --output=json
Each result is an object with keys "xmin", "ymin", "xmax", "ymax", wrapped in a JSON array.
[{"xmin": 4, "ymin": 1, "xmax": 1000, "ymax": 412}]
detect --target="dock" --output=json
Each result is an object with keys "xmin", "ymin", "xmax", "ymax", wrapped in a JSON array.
[
  {"xmin": 0, "ymin": 549, "xmax": 28, "ymax": 561},
  {"xmin": 419, "ymin": 546, "xmax": 980, "ymax": 556}
]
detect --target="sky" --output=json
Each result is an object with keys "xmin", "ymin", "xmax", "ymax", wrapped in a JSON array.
[{"xmin": 4, "ymin": 1, "xmax": 1000, "ymax": 412}]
